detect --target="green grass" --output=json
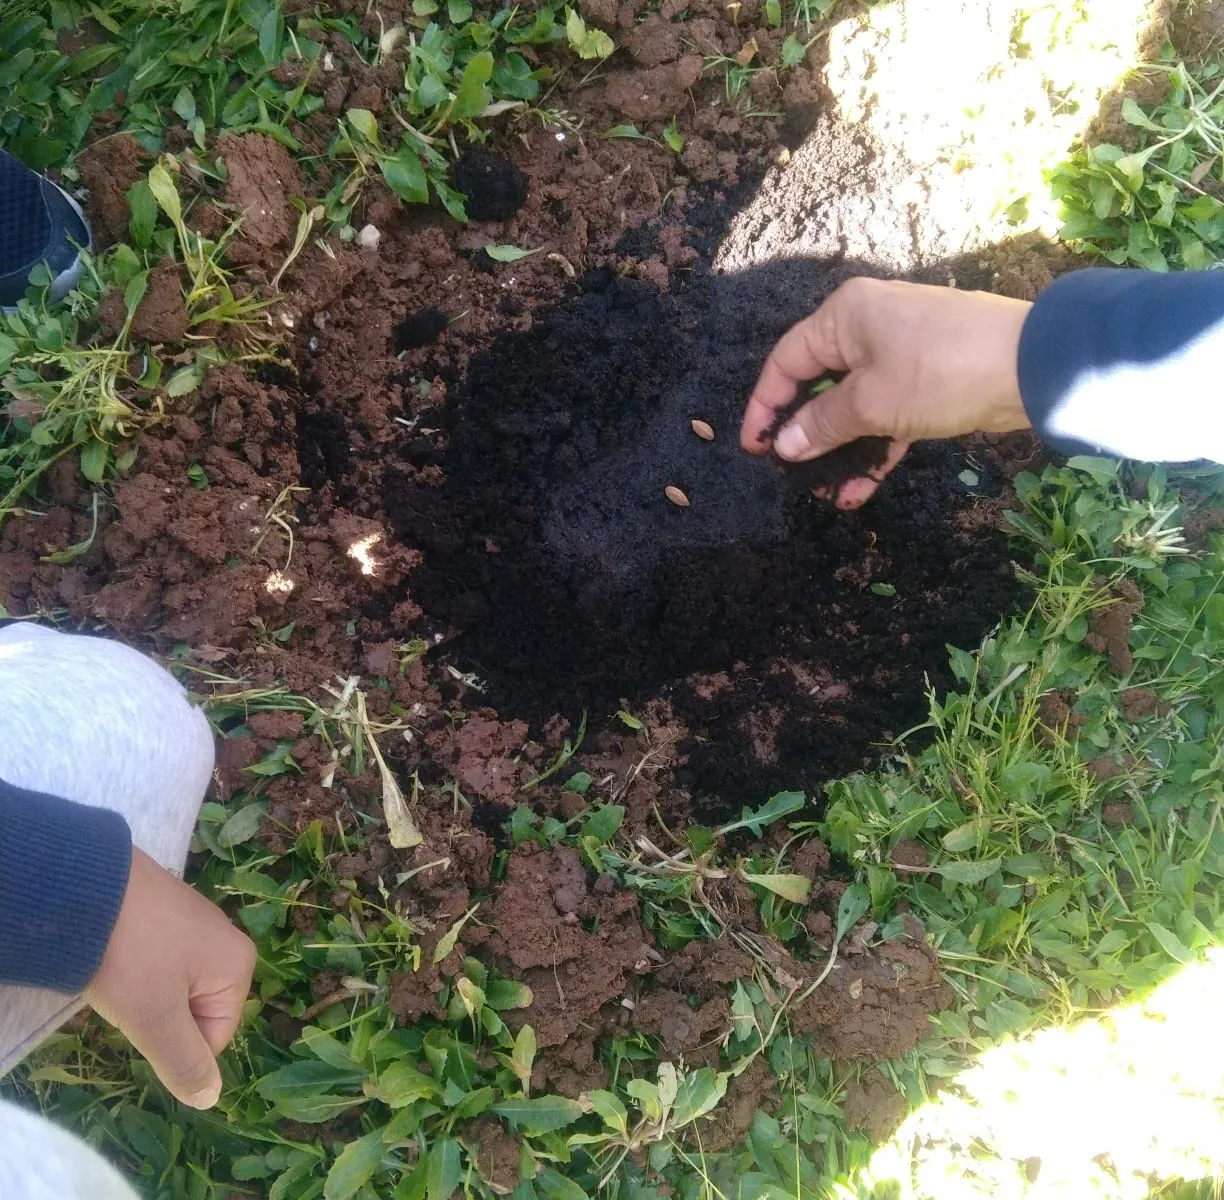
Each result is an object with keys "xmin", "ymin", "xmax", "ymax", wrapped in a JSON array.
[
  {"xmin": 0, "ymin": 0, "xmax": 593, "ymax": 524},
  {"xmin": 0, "ymin": 162, "xmax": 275, "ymax": 521},
  {"xmin": 1052, "ymin": 54, "xmax": 1224, "ymax": 270},
  {"xmin": 15, "ymin": 456, "xmax": 1224, "ymax": 1200},
  {"xmin": 8, "ymin": 4, "xmax": 1224, "ymax": 1199}
]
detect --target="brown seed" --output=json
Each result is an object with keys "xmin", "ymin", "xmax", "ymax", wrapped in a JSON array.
[
  {"xmin": 665, "ymin": 486, "xmax": 690, "ymax": 507},
  {"xmin": 690, "ymin": 419, "xmax": 715, "ymax": 441}
]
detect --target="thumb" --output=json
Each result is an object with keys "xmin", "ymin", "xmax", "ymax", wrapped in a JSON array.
[
  {"xmin": 193, "ymin": 972, "xmax": 253, "ymax": 1058},
  {"xmin": 129, "ymin": 1002, "xmax": 223, "ymax": 1110},
  {"xmin": 773, "ymin": 373, "xmax": 872, "ymax": 462}
]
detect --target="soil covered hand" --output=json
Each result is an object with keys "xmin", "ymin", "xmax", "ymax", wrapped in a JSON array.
[
  {"xmin": 85, "ymin": 848, "xmax": 256, "ymax": 1110},
  {"xmin": 741, "ymin": 278, "xmax": 1034, "ymax": 508}
]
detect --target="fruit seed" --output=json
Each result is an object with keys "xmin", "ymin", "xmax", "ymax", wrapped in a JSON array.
[
  {"xmin": 665, "ymin": 486, "xmax": 690, "ymax": 507},
  {"xmin": 691, "ymin": 419, "xmax": 715, "ymax": 441}
]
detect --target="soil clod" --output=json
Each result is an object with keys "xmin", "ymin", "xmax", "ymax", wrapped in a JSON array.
[
  {"xmin": 395, "ymin": 307, "xmax": 449, "ymax": 352},
  {"xmin": 454, "ymin": 149, "xmax": 527, "ymax": 221}
]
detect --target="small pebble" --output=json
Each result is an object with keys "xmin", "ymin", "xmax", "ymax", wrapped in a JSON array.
[
  {"xmin": 691, "ymin": 419, "xmax": 715, "ymax": 441},
  {"xmin": 665, "ymin": 486, "xmax": 690, "ymax": 507}
]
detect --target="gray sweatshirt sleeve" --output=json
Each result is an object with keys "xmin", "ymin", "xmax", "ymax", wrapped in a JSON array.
[
  {"xmin": 1018, "ymin": 268, "xmax": 1224, "ymax": 462},
  {"xmin": 0, "ymin": 1097, "xmax": 139, "ymax": 1200}
]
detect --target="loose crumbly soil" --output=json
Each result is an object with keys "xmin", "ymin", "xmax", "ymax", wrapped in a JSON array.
[{"xmin": 0, "ymin": 0, "xmax": 1134, "ymax": 1147}]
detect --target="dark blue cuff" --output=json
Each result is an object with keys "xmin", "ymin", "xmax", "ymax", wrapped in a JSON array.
[
  {"xmin": 1018, "ymin": 267, "xmax": 1224, "ymax": 457},
  {"xmin": 0, "ymin": 779, "xmax": 132, "ymax": 992}
]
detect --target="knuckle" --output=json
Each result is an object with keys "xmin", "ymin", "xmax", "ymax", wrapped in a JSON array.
[
  {"xmin": 839, "ymin": 276, "xmax": 877, "ymax": 304},
  {"xmin": 236, "ymin": 933, "xmax": 258, "ymax": 976}
]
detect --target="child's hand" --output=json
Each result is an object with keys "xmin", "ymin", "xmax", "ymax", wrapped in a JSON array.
[
  {"xmin": 741, "ymin": 278, "xmax": 1034, "ymax": 508},
  {"xmin": 85, "ymin": 849, "xmax": 256, "ymax": 1109}
]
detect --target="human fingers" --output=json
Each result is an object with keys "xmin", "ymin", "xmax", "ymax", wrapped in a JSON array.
[
  {"xmin": 191, "ymin": 932, "xmax": 257, "ymax": 1057},
  {"xmin": 771, "ymin": 373, "xmax": 876, "ymax": 463},
  {"xmin": 828, "ymin": 439, "xmax": 912, "ymax": 510},
  {"xmin": 139, "ymin": 1004, "xmax": 224, "ymax": 1109},
  {"xmin": 86, "ymin": 851, "xmax": 252, "ymax": 1109},
  {"xmin": 740, "ymin": 300, "xmax": 850, "ymax": 453},
  {"xmin": 108, "ymin": 989, "xmax": 224, "ymax": 1109}
]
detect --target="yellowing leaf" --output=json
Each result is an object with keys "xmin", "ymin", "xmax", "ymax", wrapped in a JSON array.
[
  {"xmin": 511, "ymin": 1023, "xmax": 536, "ymax": 1092},
  {"xmin": 582, "ymin": 1088, "xmax": 628, "ymax": 1134},
  {"xmin": 565, "ymin": 7, "xmax": 614, "ymax": 58},
  {"xmin": 656, "ymin": 1061, "xmax": 679, "ymax": 1110},
  {"xmin": 146, "ymin": 161, "xmax": 183, "ymax": 228},
  {"xmin": 740, "ymin": 871, "xmax": 811, "ymax": 905},
  {"xmin": 455, "ymin": 975, "xmax": 485, "ymax": 1021},
  {"xmin": 433, "ymin": 902, "xmax": 479, "ymax": 964},
  {"xmin": 345, "ymin": 107, "xmax": 380, "ymax": 144}
]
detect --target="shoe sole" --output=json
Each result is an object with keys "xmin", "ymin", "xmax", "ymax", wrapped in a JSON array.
[{"xmin": 0, "ymin": 179, "xmax": 92, "ymax": 315}]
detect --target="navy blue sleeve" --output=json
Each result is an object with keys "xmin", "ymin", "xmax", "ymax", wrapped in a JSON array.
[
  {"xmin": 0, "ymin": 779, "xmax": 132, "ymax": 991},
  {"xmin": 1018, "ymin": 268, "xmax": 1224, "ymax": 462}
]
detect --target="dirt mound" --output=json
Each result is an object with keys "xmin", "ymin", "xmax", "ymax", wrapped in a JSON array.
[
  {"xmin": 96, "ymin": 259, "xmax": 188, "ymax": 344},
  {"xmin": 76, "ymin": 133, "xmax": 149, "ymax": 244},
  {"xmin": 220, "ymin": 133, "xmax": 304, "ymax": 266},
  {"xmin": 453, "ymin": 150, "xmax": 527, "ymax": 222},
  {"xmin": 382, "ymin": 258, "xmax": 1023, "ymax": 810},
  {"xmin": 1175, "ymin": 0, "xmax": 1224, "ymax": 60}
]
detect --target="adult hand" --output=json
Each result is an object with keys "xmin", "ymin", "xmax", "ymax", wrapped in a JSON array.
[
  {"xmin": 741, "ymin": 278, "xmax": 1034, "ymax": 508},
  {"xmin": 85, "ymin": 848, "xmax": 256, "ymax": 1110}
]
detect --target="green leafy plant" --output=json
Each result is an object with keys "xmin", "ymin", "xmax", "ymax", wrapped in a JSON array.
[
  {"xmin": 1051, "ymin": 60, "xmax": 1224, "ymax": 270},
  {"xmin": 1, "ymin": 157, "xmax": 277, "ymax": 522},
  {"xmin": 0, "ymin": 0, "xmax": 327, "ymax": 166},
  {"xmin": 564, "ymin": 7, "xmax": 615, "ymax": 61},
  {"xmin": 483, "ymin": 243, "xmax": 542, "ymax": 262},
  {"xmin": 332, "ymin": 106, "xmax": 469, "ymax": 222}
]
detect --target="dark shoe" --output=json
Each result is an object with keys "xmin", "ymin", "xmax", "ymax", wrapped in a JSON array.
[{"xmin": 0, "ymin": 148, "xmax": 92, "ymax": 310}]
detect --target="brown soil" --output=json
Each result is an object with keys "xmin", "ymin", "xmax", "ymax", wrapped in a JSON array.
[
  {"xmin": 798, "ymin": 936, "xmax": 952, "ymax": 1060},
  {"xmin": 1084, "ymin": 0, "xmax": 1224, "ymax": 151},
  {"xmin": 1038, "ymin": 691, "xmax": 1088, "ymax": 740},
  {"xmin": 219, "ymin": 133, "xmax": 305, "ymax": 267},
  {"xmin": 842, "ymin": 1070, "xmax": 907, "ymax": 1141},
  {"xmin": 1117, "ymin": 687, "xmax": 1170, "ymax": 722},
  {"xmin": 1185, "ymin": 506, "xmax": 1224, "ymax": 541},
  {"xmin": 469, "ymin": 1118, "xmax": 520, "ymax": 1195},
  {"xmin": 1085, "ymin": 577, "xmax": 1145, "ymax": 677},
  {"xmin": 702, "ymin": 1057, "xmax": 778, "ymax": 1153},
  {"xmin": 76, "ymin": 132, "xmax": 149, "ymax": 243},
  {"xmin": 98, "ymin": 260, "xmax": 188, "ymax": 344},
  {"xmin": 1101, "ymin": 801, "xmax": 1137, "ymax": 828},
  {"xmin": 486, "ymin": 846, "xmax": 645, "ymax": 1073},
  {"xmin": 1175, "ymin": 0, "xmax": 1224, "ymax": 61},
  {"xmin": 1087, "ymin": 751, "xmax": 1138, "ymax": 783}
]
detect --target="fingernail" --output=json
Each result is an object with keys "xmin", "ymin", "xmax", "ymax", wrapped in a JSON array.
[
  {"xmin": 185, "ymin": 1083, "xmax": 221, "ymax": 1110},
  {"xmin": 775, "ymin": 423, "xmax": 810, "ymax": 460}
]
